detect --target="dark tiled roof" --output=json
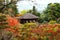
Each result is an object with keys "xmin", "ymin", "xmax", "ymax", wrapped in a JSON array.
[{"xmin": 19, "ymin": 13, "xmax": 39, "ymax": 19}]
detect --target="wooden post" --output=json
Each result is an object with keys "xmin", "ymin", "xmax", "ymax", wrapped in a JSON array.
[
  {"xmin": 33, "ymin": 20, "xmax": 36, "ymax": 23},
  {"xmin": 26, "ymin": 20, "xmax": 28, "ymax": 23},
  {"xmin": 30, "ymin": 20, "xmax": 32, "ymax": 23}
]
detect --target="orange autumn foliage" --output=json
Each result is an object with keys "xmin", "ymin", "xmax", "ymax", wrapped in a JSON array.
[
  {"xmin": 6, "ymin": 15, "xmax": 19, "ymax": 26},
  {"xmin": 47, "ymin": 29, "xmax": 57, "ymax": 35},
  {"xmin": 5, "ymin": 28, "xmax": 17, "ymax": 33}
]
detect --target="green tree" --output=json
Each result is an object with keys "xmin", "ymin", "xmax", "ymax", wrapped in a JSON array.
[
  {"xmin": 0, "ymin": 0, "xmax": 18, "ymax": 16},
  {"xmin": 32, "ymin": 6, "xmax": 40, "ymax": 17},
  {"xmin": 28, "ymin": 6, "xmax": 41, "ymax": 23},
  {"xmin": 43, "ymin": 3, "xmax": 60, "ymax": 21},
  {"xmin": 20, "ymin": 10, "xmax": 28, "ymax": 15},
  {"xmin": 28, "ymin": 6, "xmax": 40, "ymax": 17}
]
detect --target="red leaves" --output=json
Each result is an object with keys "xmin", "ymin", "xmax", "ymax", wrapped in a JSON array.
[
  {"xmin": 5, "ymin": 28, "xmax": 17, "ymax": 33},
  {"xmin": 48, "ymin": 30, "xmax": 54, "ymax": 33},
  {"xmin": 57, "ymin": 39, "xmax": 60, "ymax": 40},
  {"xmin": 31, "ymin": 37, "xmax": 37, "ymax": 40},
  {"xmin": 6, "ymin": 16, "xmax": 19, "ymax": 26},
  {"xmin": 0, "ymin": 22, "xmax": 2, "ymax": 25},
  {"xmin": 48, "ymin": 29, "xmax": 57, "ymax": 35},
  {"xmin": 57, "ymin": 28, "xmax": 60, "ymax": 32},
  {"xmin": 31, "ymin": 29, "xmax": 41, "ymax": 34},
  {"xmin": 3, "ymin": 15, "xmax": 21, "ymax": 37}
]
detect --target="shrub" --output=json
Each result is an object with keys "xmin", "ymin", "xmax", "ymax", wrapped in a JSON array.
[
  {"xmin": 19, "ymin": 24, "xmax": 60, "ymax": 40},
  {"xmin": 0, "ymin": 14, "xmax": 20, "ymax": 40},
  {"xmin": 24, "ymin": 23, "xmax": 38, "ymax": 27},
  {"xmin": 49, "ymin": 20, "xmax": 57, "ymax": 24}
]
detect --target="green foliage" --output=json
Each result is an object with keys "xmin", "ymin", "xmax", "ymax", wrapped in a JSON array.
[
  {"xmin": 0, "ymin": 30, "xmax": 18, "ymax": 40},
  {"xmin": 44, "ymin": 3, "xmax": 60, "ymax": 20},
  {"xmin": 32, "ymin": 6, "xmax": 40, "ymax": 17},
  {"xmin": 0, "ymin": 14, "xmax": 9, "ymax": 29},
  {"xmin": 17, "ymin": 23, "xmax": 39, "ymax": 40},
  {"xmin": 0, "ymin": 0, "xmax": 18, "ymax": 16},
  {"xmin": 24, "ymin": 23, "xmax": 37, "ymax": 27},
  {"xmin": 28, "ymin": 6, "xmax": 40, "ymax": 17},
  {"xmin": 7, "ymin": 3, "xmax": 18, "ymax": 16},
  {"xmin": 49, "ymin": 20, "xmax": 57, "ymax": 24},
  {"xmin": 20, "ymin": 23, "xmax": 38, "ymax": 29},
  {"xmin": 19, "ymin": 3, "xmax": 60, "ymax": 23},
  {"xmin": 56, "ymin": 18, "xmax": 60, "ymax": 23},
  {"xmin": 20, "ymin": 10, "xmax": 28, "ymax": 15},
  {"xmin": 28, "ymin": 6, "xmax": 41, "ymax": 23},
  {"xmin": 0, "ymin": 0, "xmax": 4, "ymax": 2},
  {"xmin": 40, "ymin": 3, "xmax": 60, "ymax": 23}
]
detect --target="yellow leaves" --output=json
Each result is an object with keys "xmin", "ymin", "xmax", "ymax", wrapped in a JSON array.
[
  {"xmin": 16, "ymin": 13, "xmax": 23, "ymax": 17},
  {"xmin": 50, "ymin": 3, "xmax": 56, "ymax": 7},
  {"xmin": 20, "ymin": 10, "xmax": 28, "ymax": 15},
  {"xmin": 49, "ymin": 20, "xmax": 56, "ymax": 24},
  {"xmin": 53, "ymin": 27, "xmax": 58, "ymax": 32}
]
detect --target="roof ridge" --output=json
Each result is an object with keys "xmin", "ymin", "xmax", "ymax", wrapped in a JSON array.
[{"xmin": 19, "ymin": 13, "xmax": 39, "ymax": 19}]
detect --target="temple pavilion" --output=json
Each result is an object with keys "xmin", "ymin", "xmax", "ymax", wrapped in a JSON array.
[{"xmin": 17, "ymin": 13, "xmax": 39, "ymax": 24}]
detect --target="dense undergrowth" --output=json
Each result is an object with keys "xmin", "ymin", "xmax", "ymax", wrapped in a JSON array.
[{"xmin": 0, "ymin": 14, "xmax": 60, "ymax": 40}]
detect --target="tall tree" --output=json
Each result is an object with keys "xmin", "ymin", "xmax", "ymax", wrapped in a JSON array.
[
  {"xmin": 44, "ymin": 3, "xmax": 60, "ymax": 21},
  {"xmin": 28, "ymin": 6, "xmax": 40, "ymax": 17},
  {"xmin": 0, "ymin": 0, "xmax": 18, "ymax": 16}
]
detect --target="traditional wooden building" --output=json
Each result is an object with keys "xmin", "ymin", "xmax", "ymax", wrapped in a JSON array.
[{"xmin": 17, "ymin": 13, "xmax": 39, "ymax": 24}]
